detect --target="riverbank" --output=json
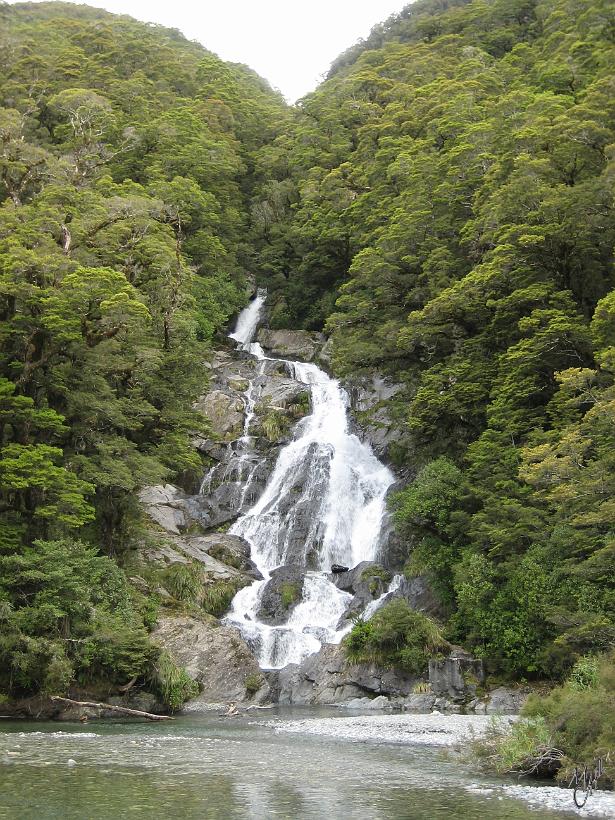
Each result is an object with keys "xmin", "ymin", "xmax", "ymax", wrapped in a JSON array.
[{"xmin": 265, "ymin": 712, "xmax": 501, "ymax": 746}]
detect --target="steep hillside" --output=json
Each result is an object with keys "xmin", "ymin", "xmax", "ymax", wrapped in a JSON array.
[
  {"xmin": 0, "ymin": 1, "xmax": 287, "ymax": 707},
  {"xmin": 250, "ymin": 0, "xmax": 615, "ymax": 681}
]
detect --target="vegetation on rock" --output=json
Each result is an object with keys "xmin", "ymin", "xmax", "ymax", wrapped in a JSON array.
[
  {"xmin": 0, "ymin": 1, "xmax": 286, "ymax": 706},
  {"xmin": 344, "ymin": 599, "xmax": 449, "ymax": 674}
]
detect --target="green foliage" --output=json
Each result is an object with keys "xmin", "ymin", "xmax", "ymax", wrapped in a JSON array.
[
  {"xmin": 473, "ymin": 715, "xmax": 559, "ymax": 776},
  {"xmin": 258, "ymin": 405, "xmax": 290, "ymax": 442},
  {"xmin": 0, "ymin": 1, "xmax": 286, "ymax": 701},
  {"xmin": 482, "ymin": 652, "xmax": 615, "ymax": 785},
  {"xmin": 344, "ymin": 599, "xmax": 449, "ymax": 674},
  {"xmin": 244, "ymin": 672, "xmax": 264, "ymax": 695},
  {"xmin": 360, "ymin": 566, "xmax": 392, "ymax": 583},
  {"xmin": 0, "ymin": 538, "xmax": 160, "ymax": 697},
  {"xmin": 151, "ymin": 650, "xmax": 199, "ymax": 712},
  {"xmin": 280, "ymin": 581, "xmax": 301, "ymax": 609},
  {"xmin": 201, "ymin": 578, "xmax": 245, "ymax": 618},
  {"xmin": 162, "ymin": 563, "xmax": 203, "ymax": 605},
  {"xmin": 568, "ymin": 656, "xmax": 600, "ymax": 692}
]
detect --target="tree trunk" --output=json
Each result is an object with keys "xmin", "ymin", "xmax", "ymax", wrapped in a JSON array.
[{"xmin": 50, "ymin": 696, "xmax": 173, "ymax": 721}]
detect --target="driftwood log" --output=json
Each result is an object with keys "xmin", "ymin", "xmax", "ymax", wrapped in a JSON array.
[{"xmin": 50, "ymin": 696, "xmax": 173, "ymax": 721}]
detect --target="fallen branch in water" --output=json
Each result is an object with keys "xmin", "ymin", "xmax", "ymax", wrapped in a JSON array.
[
  {"xmin": 50, "ymin": 696, "xmax": 173, "ymax": 721},
  {"xmin": 510, "ymin": 746, "xmax": 566, "ymax": 776}
]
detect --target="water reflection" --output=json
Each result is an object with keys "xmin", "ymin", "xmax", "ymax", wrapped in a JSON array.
[{"xmin": 0, "ymin": 712, "xmax": 581, "ymax": 819}]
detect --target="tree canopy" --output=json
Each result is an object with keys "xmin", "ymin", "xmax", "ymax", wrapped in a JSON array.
[{"xmin": 251, "ymin": 0, "xmax": 615, "ymax": 679}]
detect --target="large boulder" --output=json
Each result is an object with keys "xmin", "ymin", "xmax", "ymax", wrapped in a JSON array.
[
  {"xmin": 257, "ymin": 328, "xmax": 324, "ymax": 362},
  {"xmin": 193, "ymin": 390, "xmax": 244, "ymax": 440},
  {"xmin": 428, "ymin": 648, "xmax": 485, "ymax": 702},
  {"xmin": 256, "ymin": 374, "xmax": 309, "ymax": 411},
  {"xmin": 256, "ymin": 566, "xmax": 305, "ymax": 624},
  {"xmin": 332, "ymin": 561, "xmax": 392, "ymax": 619},
  {"xmin": 485, "ymin": 686, "xmax": 530, "ymax": 714},
  {"xmin": 272, "ymin": 642, "xmax": 421, "ymax": 705},
  {"xmin": 139, "ymin": 484, "xmax": 188, "ymax": 534},
  {"xmin": 272, "ymin": 644, "xmax": 364, "ymax": 705},
  {"xmin": 152, "ymin": 615, "xmax": 265, "ymax": 705},
  {"xmin": 183, "ymin": 533, "xmax": 262, "ymax": 579}
]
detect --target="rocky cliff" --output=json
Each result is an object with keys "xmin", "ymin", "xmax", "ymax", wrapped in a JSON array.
[{"xmin": 136, "ymin": 329, "xmax": 525, "ymax": 715}]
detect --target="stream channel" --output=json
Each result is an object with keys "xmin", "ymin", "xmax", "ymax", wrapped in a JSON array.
[{"xmin": 1, "ymin": 710, "xmax": 613, "ymax": 819}]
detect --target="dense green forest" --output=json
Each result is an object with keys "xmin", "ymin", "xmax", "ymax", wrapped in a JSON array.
[
  {"xmin": 0, "ymin": 1, "xmax": 287, "ymax": 703},
  {"xmin": 1, "ymin": 0, "xmax": 614, "ymax": 746},
  {"xmin": 251, "ymin": 0, "xmax": 615, "ymax": 683}
]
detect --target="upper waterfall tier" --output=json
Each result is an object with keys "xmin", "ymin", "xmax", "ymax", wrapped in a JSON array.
[
  {"xmin": 229, "ymin": 289, "xmax": 267, "ymax": 349},
  {"xmin": 222, "ymin": 294, "xmax": 395, "ymax": 669}
]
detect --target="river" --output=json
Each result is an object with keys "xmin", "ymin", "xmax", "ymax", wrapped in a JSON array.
[{"xmin": 2, "ymin": 709, "xmax": 612, "ymax": 819}]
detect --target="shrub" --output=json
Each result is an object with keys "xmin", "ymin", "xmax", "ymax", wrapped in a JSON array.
[
  {"xmin": 0, "ymin": 538, "xmax": 161, "ymax": 697},
  {"xmin": 201, "ymin": 578, "xmax": 244, "ymax": 617},
  {"xmin": 474, "ymin": 652, "xmax": 615, "ymax": 786},
  {"xmin": 244, "ymin": 672, "xmax": 264, "ymax": 694},
  {"xmin": 162, "ymin": 562, "xmax": 203, "ymax": 603},
  {"xmin": 151, "ymin": 651, "xmax": 199, "ymax": 711},
  {"xmin": 568, "ymin": 655, "xmax": 599, "ymax": 691},
  {"xmin": 259, "ymin": 406, "xmax": 289, "ymax": 441},
  {"xmin": 343, "ymin": 599, "xmax": 449, "ymax": 674}
]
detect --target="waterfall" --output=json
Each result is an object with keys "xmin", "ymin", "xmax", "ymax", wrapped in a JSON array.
[
  {"xmin": 229, "ymin": 288, "xmax": 267, "ymax": 349},
  {"xmin": 222, "ymin": 294, "xmax": 395, "ymax": 669}
]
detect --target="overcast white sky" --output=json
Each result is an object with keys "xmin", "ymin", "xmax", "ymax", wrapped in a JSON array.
[{"xmin": 8, "ymin": 0, "xmax": 407, "ymax": 101}]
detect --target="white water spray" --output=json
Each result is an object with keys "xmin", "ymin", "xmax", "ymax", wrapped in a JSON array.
[
  {"xmin": 229, "ymin": 289, "xmax": 267, "ymax": 349},
  {"xmin": 223, "ymin": 294, "xmax": 395, "ymax": 669}
]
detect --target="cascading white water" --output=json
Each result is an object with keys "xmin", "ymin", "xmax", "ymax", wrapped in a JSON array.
[
  {"xmin": 229, "ymin": 289, "xmax": 267, "ymax": 349},
  {"xmin": 223, "ymin": 294, "xmax": 395, "ymax": 669}
]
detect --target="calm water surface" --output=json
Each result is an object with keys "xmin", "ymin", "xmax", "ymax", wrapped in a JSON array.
[{"xmin": 0, "ymin": 708, "xmax": 584, "ymax": 819}]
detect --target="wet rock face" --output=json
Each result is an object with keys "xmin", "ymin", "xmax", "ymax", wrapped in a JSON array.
[
  {"xmin": 194, "ymin": 390, "xmax": 244, "ymax": 441},
  {"xmin": 428, "ymin": 648, "xmax": 485, "ymax": 702},
  {"xmin": 152, "ymin": 615, "xmax": 266, "ymax": 704},
  {"xmin": 257, "ymin": 328, "xmax": 325, "ymax": 362},
  {"xmin": 188, "ymin": 533, "xmax": 262, "ymax": 579},
  {"xmin": 271, "ymin": 642, "xmax": 421, "ymax": 705},
  {"xmin": 331, "ymin": 561, "xmax": 392, "ymax": 620},
  {"xmin": 256, "ymin": 373, "xmax": 309, "ymax": 411},
  {"xmin": 394, "ymin": 575, "xmax": 445, "ymax": 619},
  {"xmin": 256, "ymin": 566, "xmax": 305, "ymax": 625},
  {"xmin": 346, "ymin": 373, "xmax": 406, "ymax": 461}
]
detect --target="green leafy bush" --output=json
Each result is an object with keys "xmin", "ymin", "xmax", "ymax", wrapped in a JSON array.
[
  {"xmin": 151, "ymin": 651, "xmax": 199, "ymax": 711},
  {"xmin": 201, "ymin": 578, "xmax": 245, "ymax": 617},
  {"xmin": 162, "ymin": 563, "xmax": 204, "ymax": 604},
  {"xmin": 344, "ymin": 599, "xmax": 449, "ymax": 674},
  {"xmin": 244, "ymin": 672, "xmax": 265, "ymax": 695},
  {"xmin": 568, "ymin": 656, "xmax": 600, "ymax": 691},
  {"xmin": 0, "ymin": 539, "xmax": 161, "ymax": 697},
  {"xmin": 475, "ymin": 652, "xmax": 615, "ymax": 785}
]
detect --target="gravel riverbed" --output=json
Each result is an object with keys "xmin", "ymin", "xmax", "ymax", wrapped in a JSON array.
[
  {"xmin": 265, "ymin": 713, "xmax": 615, "ymax": 818},
  {"xmin": 265, "ymin": 712, "xmax": 504, "ymax": 746}
]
